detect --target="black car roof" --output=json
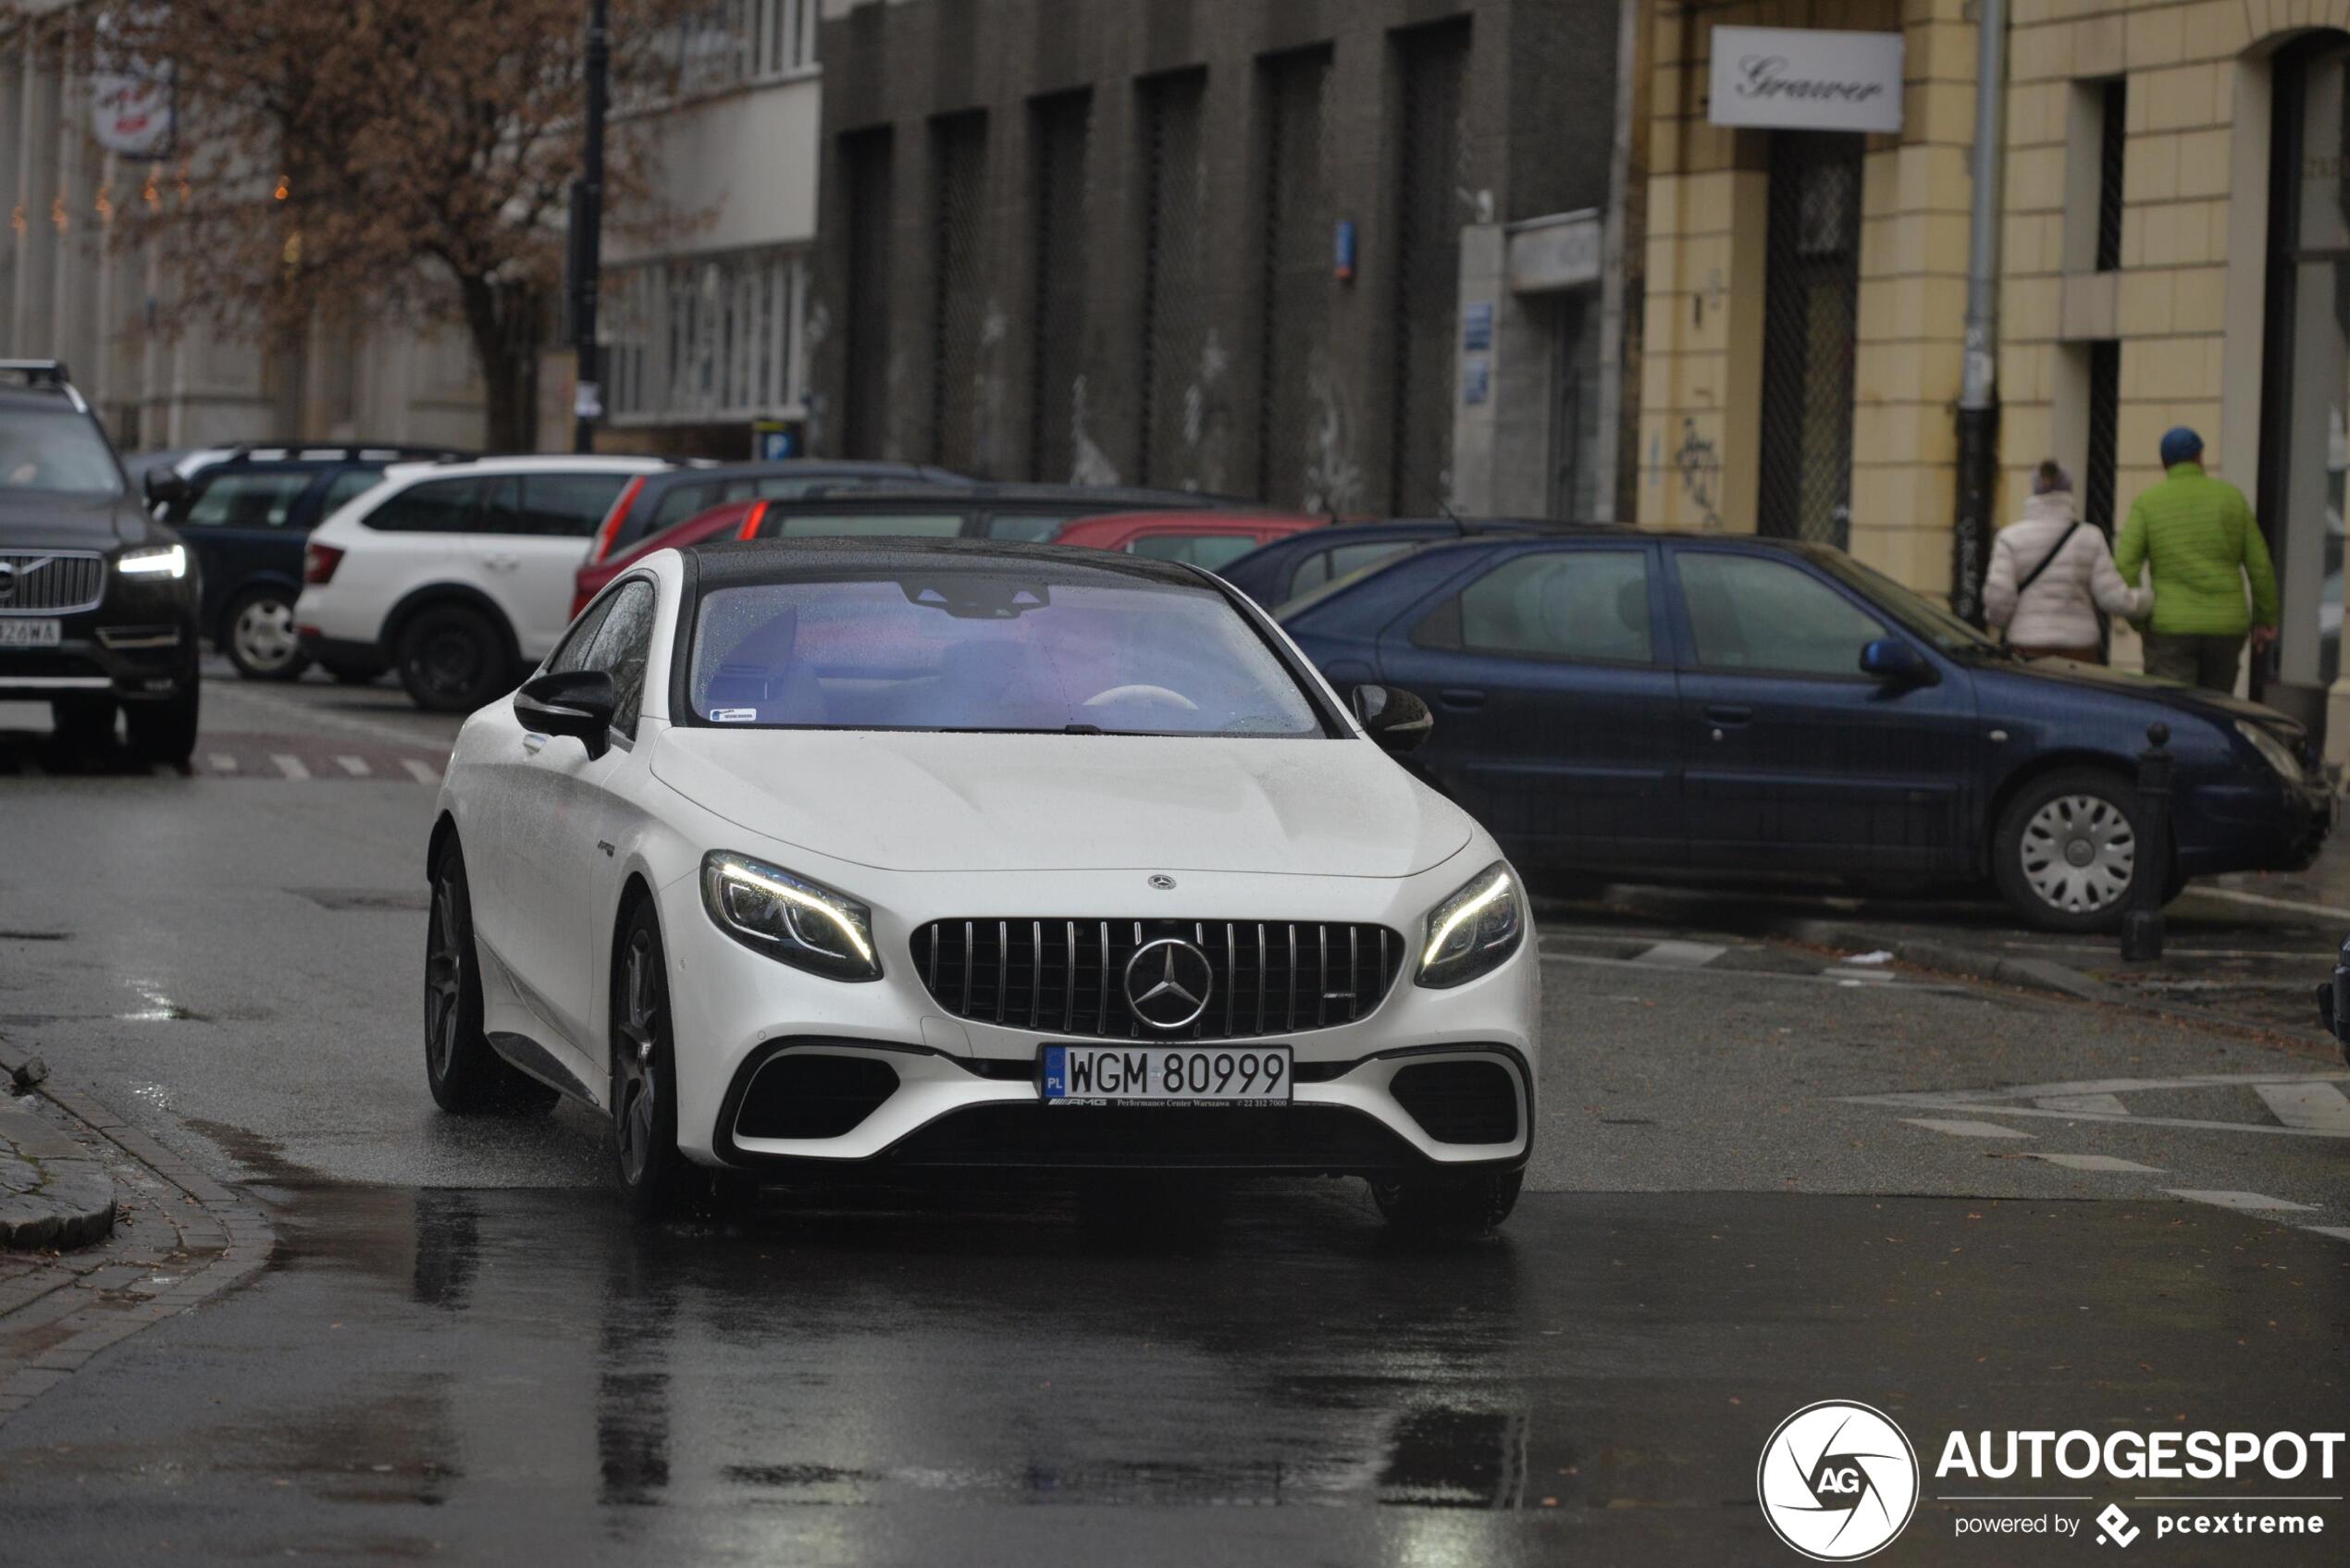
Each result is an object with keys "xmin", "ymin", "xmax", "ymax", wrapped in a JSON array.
[{"xmin": 684, "ymin": 535, "xmax": 1208, "ymax": 589}]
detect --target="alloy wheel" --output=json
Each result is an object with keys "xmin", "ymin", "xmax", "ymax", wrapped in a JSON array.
[
  {"xmin": 615, "ymin": 930, "xmax": 662, "ymax": 1187},
  {"xmin": 426, "ymin": 870, "xmax": 464, "ymax": 1080},
  {"xmin": 2019, "ymin": 793, "xmax": 2135, "ymax": 914},
  {"xmin": 232, "ymin": 596, "xmax": 300, "ymax": 673}
]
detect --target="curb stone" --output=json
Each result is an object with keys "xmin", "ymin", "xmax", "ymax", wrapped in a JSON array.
[
  {"xmin": 0, "ymin": 1100, "xmax": 115, "ymax": 1250},
  {"xmin": 0, "ymin": 1045, "xmax": 276, "ymax": 1422}
]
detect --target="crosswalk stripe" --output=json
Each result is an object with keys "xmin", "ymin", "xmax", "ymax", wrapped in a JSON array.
[
  {"xmin": 207, "ymin": 753, "xmax": 237, "ymax": 772},
  {"xmin": 270, "ymin": 753, "xmax": 309, "ymax": 781},
  {"xmin": 1630, "ymin": 940, "xmax": 1728, "ymax": 968},
  {"xmin": 334, "ymin": 755, "xmax": 371, "ymax": 777},
  {"xmin": 2307, "ymin": 1227, "xmax": 2350, "ymax": 1243},
  {"xmin": 402, "ymin": 758, "xmax": 440, "ymax": 785},
  {"xmin": 2035, "ymin": 1093, "xmax": 2131, "ymax": 1116},
  {"xmin": 1902, "ymin": 1117, "xmax": 2034, "ymax": 1139},
  {"xmin": 2164, "ymin": 1189, "xmax": 2316, "ymax": 1212},
  {"xmin": 2029, "ymin": 1153, "xmax": 2162, "ymax": 1173},
  {"xmin": 2253, "ymin": 1081, "xmax": 2350, "ymax": 1134}
]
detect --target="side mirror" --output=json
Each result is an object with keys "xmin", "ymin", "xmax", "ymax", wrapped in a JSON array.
[
  {"xmin": 1859, "ymin": 637, "xmax": 1935, "ymax": 686},
  {"xmin": 142, "ymin": 467, "xmax": 188, "ymax": 510},
  {"xmin": 1351, "ymin": 683, "xmax": 1433, "ymax": 755},
  {"xmin": 515, "ymin": 668, "xmax": 618, "ymax": 758}
]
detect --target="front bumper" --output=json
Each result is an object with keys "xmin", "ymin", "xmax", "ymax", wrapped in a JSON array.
[
  {"xmin": 2179, "ymin": 772, "xmax": 2333, "ymax": 876},
  {"xmin": 0, "ymin": 597, "xmax": 197, "ymax": 704},
  {"xmin": 653, "ymin": 862, "xmax": 1542, "ymax": 1177}
]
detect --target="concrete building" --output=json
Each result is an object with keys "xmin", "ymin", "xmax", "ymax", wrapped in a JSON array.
[
  {"xmin": 0, "ymin": 0, "xmax": 822, "ymax": 460},
  {"xmin": 808, "ymin": 0, "xmax": 1638, "ymax": 521},
  {"xmin": 1636, "ymin": 0, "xmax": 2350, "ymax": 758}
]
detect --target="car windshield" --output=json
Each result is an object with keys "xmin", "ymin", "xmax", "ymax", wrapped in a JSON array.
[
  {"xmin": 688, "ymin": 569, "xmax": 1326, "ymax": 736},
  {"xmin": 1815, "ymin": 551, "xmax": 2008, "ymax": 659},
  {"xmin": 1274, "ymin": 543, "xmax": 1428, "ymax": 617},
  {"xmin": 0, "ymin": 405, "xmax": 126, "ymax": 498}
]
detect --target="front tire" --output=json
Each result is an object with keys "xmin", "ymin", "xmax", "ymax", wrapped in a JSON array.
[
  {"xmin": 424, "ymin": 841, "xmax": 558, "ymax": 1115},
  {"xmin": 396, "ymin": 603, "xmax": 513, "ymax": 713},
  {"xmin": 125, "ymin": 684, "xmax": 200, "ymax": 767},
  {"xmin": 1370, "ymin": 1167, "xmax": 1523, "ymax": 1237},
  {"xmin": 612, "ymin": 904, "xmax": 698, "ymax": 1220},
  {"xmin": 1992, "ymin": 767, "xmax": 2147, "ymax": 932},
  {"xmin": 223, "ymin": 588, "xmax": 310, "ymax": 681}
]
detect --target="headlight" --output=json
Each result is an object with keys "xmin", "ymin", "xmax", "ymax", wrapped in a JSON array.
[
  {"xmin": 1416, "ymin": 860, "xmax": 1524, "ymax": 989},
  {"xmin": 117, "ymin": 544, "xmax": 187, "ymax": 579},
  {"xmin": 2236, "ymin": 720, "xmax": 2305, "ymax": 784},
  {"xmin": 699, "ymin": 852, "xmax": 882, "ymax": 982}
]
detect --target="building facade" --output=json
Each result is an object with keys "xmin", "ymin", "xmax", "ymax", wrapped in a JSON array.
[
  {"xmin": 1638, "ymin": 0, "xmax": 2350, "ymax": 757},
  {"xmin": 0, "ymin": 0, "xmax": 822, "ymax": 461},
  {"xmin": 808, "ymin": 0, "xmax": 1637, "ymax": 520}
]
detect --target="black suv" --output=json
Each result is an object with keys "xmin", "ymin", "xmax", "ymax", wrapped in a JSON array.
[
  {"xmin": 0, "ymin": 361, "xmax": 201, "ymax": 764},
  {"xmin": 146, "ymin": 442, "xmax": 466, "ymax": 680}
]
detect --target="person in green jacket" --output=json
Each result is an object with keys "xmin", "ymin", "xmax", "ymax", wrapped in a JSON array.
[{"xmin": 2113, "ymin": 426, "xmax": 2280, "ymax": 692}]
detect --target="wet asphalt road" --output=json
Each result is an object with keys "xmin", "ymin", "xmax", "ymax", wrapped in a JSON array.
[{"xmin": 1, "ymin": 665, "xmax": 2347, "ymax": 1564}]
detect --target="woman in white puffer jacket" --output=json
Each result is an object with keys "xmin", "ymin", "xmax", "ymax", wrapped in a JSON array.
[{"xmin": 1984, "ymin": 461, "xmax": 2151, "ymax": 662}]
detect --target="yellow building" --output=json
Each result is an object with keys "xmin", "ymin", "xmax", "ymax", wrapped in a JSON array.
[{"xmin": 1637, "ymin": 0, "xmax": 2350, "ymax": 757}]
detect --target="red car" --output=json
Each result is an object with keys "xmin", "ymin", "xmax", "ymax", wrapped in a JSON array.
[
  {"xmin": 1047, "ymin": 510, "xmax": 1327, "ymax": 569},
  {"xmin": 573, "ymin": 499, "xmax": 765, "ymax": 618}
]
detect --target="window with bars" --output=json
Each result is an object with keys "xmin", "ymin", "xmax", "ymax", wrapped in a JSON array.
[
  {"xmin": 928, "ymin": 110, "xmax": 991, "ymax": 472},
  {"xmin": 1136, "ymin": 69, "xmax": 1209, "ymax": 489},
  {"xmin": 840, "ymin": 127, "xmax": 894, "ymax": 458},
  {"xmin": 1256, "ymin": 45, "xmax": 1334, "ymax": 510},
  {"xmin": 1391, "ymin": 20, "xmax": 1471, "ymax": 518},
  {"xmin": 1028, "ymin": 91, "xmax": 1094, "ymax": 483},
  {"xmin": 2096, "ymin": 78, "xmax": 2126, "ymax": 273},
  {"xmin": 604, "ymin": 248, "xmax": 810, "ymax": 424},
  {"xmin": 2084, "ymin": 339, "xmax": 2120, "ymax": 537},
  {"xmin": 670, "ymin": 0, "xmax": 820, "ymax": 98}
]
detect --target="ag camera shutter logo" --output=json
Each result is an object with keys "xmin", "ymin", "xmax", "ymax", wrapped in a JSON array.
[{"xmin": 1757, "ymin": 1401, "xmax": 1921, "ymax": 1561}]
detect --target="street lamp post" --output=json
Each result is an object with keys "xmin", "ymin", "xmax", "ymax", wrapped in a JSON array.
[{"xmin": 571, "ymin": 0, "xmax": 609, "ymax": 454}]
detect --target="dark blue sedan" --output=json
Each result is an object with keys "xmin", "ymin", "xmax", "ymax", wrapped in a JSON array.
[{"xmin": 1279, "ymin": 530, "xmax": 2331, "ymax": 931}]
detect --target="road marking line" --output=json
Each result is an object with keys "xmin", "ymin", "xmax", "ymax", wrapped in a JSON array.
[
  {"xmin": 2029, "ymin": 1154, "xmax": 2162, "ymax": 1173},
  {"xmin": 2188, "ymin": 885, "xmax": 2350, "ymax": 921},
  {"xmin": 402, "ymin": 759, "xmax": 440, "ymax": 785},
  {"xmin": 206, "ymin": 753, "xmax": 237, "ymax": 772},
  {"xmin": 1848, "ymin": 1100, "xmax": 2350, "ymax": 1140},
  {"xmin": 334, "ymin": 755, "xmax": 370, "ymax": 777},
  {"xmin": 270, "ymin": 753, "xmax": 309, "ymax": 781},
  {"xmin": 2035, "ymin": 1093, "xmax": 2131, "ymax": 1116},
  {"xmin": 2164, "ymin": 1189, "xmax": 2317, "ymax": 1212},
  {"xmin": 1902, "ymin": 1117, "xmax": 2035, "ymax": 1139},
  {"xmin": 1852, "ymin": 1069, "xmax": 2350, "ymax": 1105},
  {"xmin": 1827, "ymin": 967, "xmax": 1897, "ymax": 984},
  {"xmin": 2253, "ymin": 1081, "xmax": 2350, "ymax": 1133},
  {"xmin": 2307, "ymin": 1227, "xmax": 2350, "ymax": 1243},
  {"xmin": 1629, "ymin": 940, "xmax": 1728, "ymax": 968}
]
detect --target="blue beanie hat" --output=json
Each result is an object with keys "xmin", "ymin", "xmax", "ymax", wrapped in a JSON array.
[{"xmin": 2159, "ymin": 426, "xmax": 2204, "ymax": 467}]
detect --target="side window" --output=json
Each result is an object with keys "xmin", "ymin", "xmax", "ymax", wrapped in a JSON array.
[
  {"xmin": 1675, "ymin": 551, "xmax": 1887, "ymax": 675},
  {"xmin": 183, "ymin": 471, "xmax": 316, "ymax": 529},
  {"xmin": 1127, "ymin": 533, "xmax": 1262, "ymax": 570},
  {"xmin": 1288, "ymin": 552, "xmax": 1334, "ymax": 599},
  {"xmin": 474, "ymin": 475, "xmax": 526, "ymax": 535},
  {"xmin": 1446, "ymin": 549, "xmax": 1654, "ymax": 663},
  {"xmin": 363, "ymin": 477, "xmax": 478, "ymax": 533},
  {"xmin": 583, "ymin": 580, "xmax": 659, "ymax": 735},
  {"xmin": 1328, "ymin": 540, "xmax": 1411, "ymax": 579},
  {"xmin": 771, "ymin": 511, "xmax": 971, "ymax": 538},
  {"xmin": 521, "ymin": 473, "xmax": 632, "ymax": 537},
  {"xmin": 983, "ymin": 512, "xmax": 1071, "ymax": 541},
  {"xmin": 545, "ymin": 596, "xmax": 614, "ymax": 675},
  {"xmin": 315, "ymin": 467, "xmax": 386, "ymax": 519},
  {"xmin": 647, "ymin": 481, "xmax": 722, "ymax": 534}
]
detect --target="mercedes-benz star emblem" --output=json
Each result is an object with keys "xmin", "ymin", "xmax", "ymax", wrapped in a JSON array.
[
  {"xmin": 1148, "ymin": 873, "xmax": 1176, "ymax": 891},
  {"xmin": 1123, "ymin": 937, "xmax": 1213, "ymax": 1031}
]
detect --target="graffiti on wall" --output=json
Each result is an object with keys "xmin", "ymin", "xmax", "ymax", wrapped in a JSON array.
[{"xmin": 1675, "ymin": 416, "xmax": 1724, "ymax": 531}]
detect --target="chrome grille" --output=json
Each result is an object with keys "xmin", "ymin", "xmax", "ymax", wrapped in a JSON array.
[
  {"xmin": 909, "ymin": 918, "xmax": 1405, "ymax": 1041},
  {"xmin": 0, "ymin": 551, "xmax": 105, "ymax": 614}
]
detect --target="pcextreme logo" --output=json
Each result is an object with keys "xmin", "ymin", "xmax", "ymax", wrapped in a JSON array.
[{"xmin": 1757, "ymin": 1401, "xmax": 1923, "ymax": 1561}]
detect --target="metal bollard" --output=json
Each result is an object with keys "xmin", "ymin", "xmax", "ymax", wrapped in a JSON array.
[{"xmin": 2120, "ymin": 722, "xmax": 2171, "ymax": 961}]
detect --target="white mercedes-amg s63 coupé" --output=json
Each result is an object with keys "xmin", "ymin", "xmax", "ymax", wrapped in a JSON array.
[{"xmin": 424, "ymin": 538, "xmax": 1539, "ymax": 1230}]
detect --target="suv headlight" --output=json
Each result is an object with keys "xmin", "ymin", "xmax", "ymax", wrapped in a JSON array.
[
  {"xmin": 700, "ymin": 852, "xmax": 882, "ymax": 982},
  {"xmin": 2236, "ymin": 720, "xmax": 2305, "ymax": 784},
  {"xmin": 1416, "ymin": 860, "xmax": 1524, "ymax": 989},
  {"xmin": 117, "ymin": 544, "xmax": 187, "ymax": 579}
]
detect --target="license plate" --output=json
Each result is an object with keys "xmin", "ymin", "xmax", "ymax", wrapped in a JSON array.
[
  {"xmin": 1042, "ymin": 1043, "xmax": 1292, "ymax": 1105},
  {"xmin": 0, "ymin": 619, "xmax": 60, "ymax": 648}
]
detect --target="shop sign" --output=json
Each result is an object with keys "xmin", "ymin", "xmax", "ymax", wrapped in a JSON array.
[{"xmin": 1708, "ymin": 27, "xmax": 1904, "ymax": 134}]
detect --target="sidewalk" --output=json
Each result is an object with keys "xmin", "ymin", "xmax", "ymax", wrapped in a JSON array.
[{"xmin": 0, "ymin": 1097, "xmax": 113, "ymax": 1252}]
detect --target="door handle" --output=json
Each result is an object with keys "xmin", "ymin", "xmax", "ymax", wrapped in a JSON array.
[
  {"xmin": 1703, "ymin": 704, "xmax": 1752, "ymax": 725},
  {"xmin": 522, "ymin": 732, "xmax": 549, "ymax": 756},
  {"xmin": 1439, "ymin": 687, "xmax": 1488, "ymax": 711},
  {"xmin": 482, "ymin": 554, "xmax": 520, "ymax": 571}
]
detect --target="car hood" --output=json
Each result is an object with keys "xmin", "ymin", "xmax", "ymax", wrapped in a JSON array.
[
  {"xmin": 1970, "ymin": 654, "xmax": 2305, "ymax": 736},
  {"xmin": 650, "ymin": 727, "xmax": 1476, "ymax": 878},
  {"xmin": 0, "ymin": 489, "xmax": 152, "ymax": 550}
]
